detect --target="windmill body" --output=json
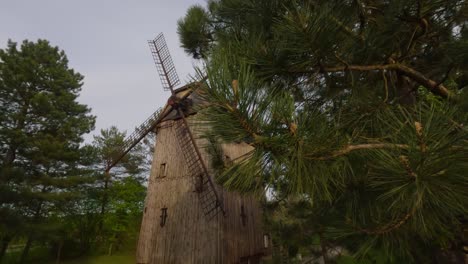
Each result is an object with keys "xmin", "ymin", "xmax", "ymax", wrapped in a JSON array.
[
  {"xmin": 106, "ymin": 33, "xmax": 268, "ymax": 264},
  {"xmin": 136, "ymin": 87, "xmax": 266, "ymax": 264}
]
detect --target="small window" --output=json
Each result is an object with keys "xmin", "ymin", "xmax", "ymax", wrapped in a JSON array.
[
  {"xmin": 159, "ymin": 163, "xmax": 167, "ymax": 178},
  {"xmin": 240, "ymin": 204, "xmax": 247, "ymax": 227},
  {"xmin": 160, "ymin": 207, "xmax": 168, "ymax": 227},
  {"xmin": 239, "ymin": 256, "xmax": 250, "ymax": 264},
  {"xmin": 194, "ymin": 174, "xmax": 204, "ymax": 193},
  {"xmin": 224, "ymin": 155, "xmax": 233, "ymax": 167},
  {"xmin": 263, "ymin": 234, "xmax": 270, "ymax": 248}
]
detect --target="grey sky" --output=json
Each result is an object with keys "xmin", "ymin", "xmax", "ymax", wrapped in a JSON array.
[{"xmin": 0, "ymin": 0, "xmax": 204, "ymax": 142}]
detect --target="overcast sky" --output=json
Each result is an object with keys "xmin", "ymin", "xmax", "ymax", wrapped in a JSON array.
[{"xmin": 0, "ymin": 0, "xmax": 204, "ymax": 142}]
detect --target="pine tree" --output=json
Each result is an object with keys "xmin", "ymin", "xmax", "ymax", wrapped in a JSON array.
[
  {"xmin": 45, "ymin": 127, "xmax": 149, "ymax": 260},
  {"xmin": 178, "ymin": 1, "xmax": 468, "ymax": 262},
  {"xmin": 91, "ymin": 126, "xmax": 148, "ymax": 216},
  {"xmin": 0, "ymin": 39, "xmax": 95, "ymax": 262},
  {"xmin": 83, "ymin": 126, "xmax": 149, "ymax": 254}
]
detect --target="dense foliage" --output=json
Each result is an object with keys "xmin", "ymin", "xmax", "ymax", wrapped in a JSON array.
[
  {"xmin": 178, "ymin": 0, "xmax": 468, "ymax": 263},
  {"xmin": 0, "ymin": 40, "xmax": 147, "ymax": 263},
  {"xmin": 0, "ymin": 39, "xmax": 96, "ymax": 263}
]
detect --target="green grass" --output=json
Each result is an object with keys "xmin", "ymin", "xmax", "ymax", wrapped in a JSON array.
[
  {"xmin": 54, "ymin": 254, "xmax": 134, "ymax": 264},
  {"xmin": 4, "ymin": 248, "xmax": 135, "ymax": 264}
]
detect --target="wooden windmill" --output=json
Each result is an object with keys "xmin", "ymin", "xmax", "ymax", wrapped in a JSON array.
[{"xmin": 105, "ymin": 33, "xmax": 268, "ymax": 264}]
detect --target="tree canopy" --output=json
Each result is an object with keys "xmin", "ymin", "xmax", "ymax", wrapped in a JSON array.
[
  {"xmin": 179, "ymin": 1, "xmax": 468, "ymax": 263},
  {"xmin": 0, "ymin": 39, "xmax": 96, "ymax": 262},
  {"xmin": 0, "ymin": 39, "xmax": 151, "ymax": 264}
]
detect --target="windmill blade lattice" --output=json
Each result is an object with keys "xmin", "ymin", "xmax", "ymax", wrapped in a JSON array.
[
  {"xmin": 106, "ymin": 33, "xmax": 225, "ymax": 220},
  {"xmin": 175, "ymin": 120, "xmax": 225, "ymax": 219},
  {"xmin": 149, "ymin": 33, "xmax": 225, "ymax": 219},
  {"xmin": 148, "ymin": 33, "xmax": 180, "ymax": 92},
  {"xmin": 106, "ymin": 107, "xmax": 164, "ymax": 172}
]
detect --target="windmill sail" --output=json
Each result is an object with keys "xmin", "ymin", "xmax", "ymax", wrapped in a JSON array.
[
  {"xmin": 149, "ymin": 33, "xmax": 225, "ymax": 218},
  {"xmin": 105, "ymin": 107, "xmax": 165, "ymax": 172},
  {"xmin": 148, "ymin": 33, "xmax": 180, "ymax": 92},
  {"xmin": 175, "ymin": 118, "xmax": 225, "ymax": 218},
  {"xmin": 133, "ymin": 33, "xmax": 268, "ymax": 263},
  {"xmin": 106, "ymin": 34, "xmax": 179, "ymax": 172}
]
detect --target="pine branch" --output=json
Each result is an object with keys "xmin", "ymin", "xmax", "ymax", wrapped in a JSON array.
[
  {"xmin": 348, "ymin": 210, "xmax": 414, "ymax": 235},
  {"xmin": 218, "ymin": 98, "xmax": 410, "ymax": 159},
  {"xmin": 414, "ymin": 121, "xmax": 426, "ymax": 153},
  {"xmin": 222, "ymin": 102, "xmax": 259, "ymax": 139},
  {"xmin": 308, "ymin": 143, "xmax": 409, "ymax": 160},
  {"xmin": 291, "ymin": 64, "xmax": 452, "ymax": 98},
  {"xmin": 382, "ymin": 70, "xmax": 389, "ymax": 103},
  {"xmin": 329, "ymin": 15, "xmax": 365, "ymax": 43},
  {"xmin": 399, "ymin": 155, "xmax": 417, "ymax": 179}
]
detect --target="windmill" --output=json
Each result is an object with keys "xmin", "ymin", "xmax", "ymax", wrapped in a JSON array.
[{"xmin": 105, "ymin": 33, "xmax": 268, "ymax": 264}]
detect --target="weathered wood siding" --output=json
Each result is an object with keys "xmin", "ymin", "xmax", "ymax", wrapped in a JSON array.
[
  {"xmin": 136, "ymin": 102, "xmax": 265, "ymax": 263},
  {"xmin": 220, "ymin": 143, "xmax": 265, "ymax": 263}
]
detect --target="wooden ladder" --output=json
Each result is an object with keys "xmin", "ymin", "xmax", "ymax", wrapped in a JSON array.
[{"xmin": 174, "ymin": 119, "xmax": 224, "ymax": 220}]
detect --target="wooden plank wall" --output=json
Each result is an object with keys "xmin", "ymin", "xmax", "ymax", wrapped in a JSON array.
[
  {"xmin": 136, "ymin": 112, "xmax": 265, "ymax": 263},
  {"xmin": 136, "ymin": 119, "xmax": 222, "ymax": 264},
  {"xmin": 192, "ymin": 117, "xmax": 266, "ymax": 263},
  {"xmin": 220, "ymin": 143, "xmax": 265, "ymax": 263}
]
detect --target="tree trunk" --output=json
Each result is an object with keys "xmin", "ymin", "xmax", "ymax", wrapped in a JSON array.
[
  {"xmin": 0, "ymin": 235, "xmax": 12, "ymax": 261},
  {"xmin": 396, "ymin": 75, "xmax": 417, "ymax": 105},
  {"xmin": 98, "ymin": 173, "xmax": 110, "ymax": 233},
  {"xmin": 3, "ymin": 102, "xmax": 29, "ymax": 165},
  {"xmin": 100, "ymin": 175, "xmax": 109, "ymax": 216},
  {"xmin": 19, "ymin": 236, "xmax": 33, "ymax": 264},
  {"xmin": 19, "ymin": 202, "xmax": 43, "ymax": 264},
  {"xmin": 319, "ymin": 232, "xmax": 329, "ymax": 264},
  {"xmin": 55, "ymin": 240, "xmax": 63, "ymax": 264},
  {"xmin": 4, "ymin": 146, "xmax": 17, "ymax": 165},
  {"xmin": 2, "ymin": 104, "xmax": 29, "ymax": 262}
]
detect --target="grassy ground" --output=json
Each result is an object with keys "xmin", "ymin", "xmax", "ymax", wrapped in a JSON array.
[
  {"xmin": 3, "ymin": 244, "xmax": 136, "ymax": 264},
  {"xmin": 53, "ymin": 254, "xmax": 134, "ymax": 264},
  {"xmin": 3, "ymin": 251, "xmax": 135, "ymax": 264}
]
